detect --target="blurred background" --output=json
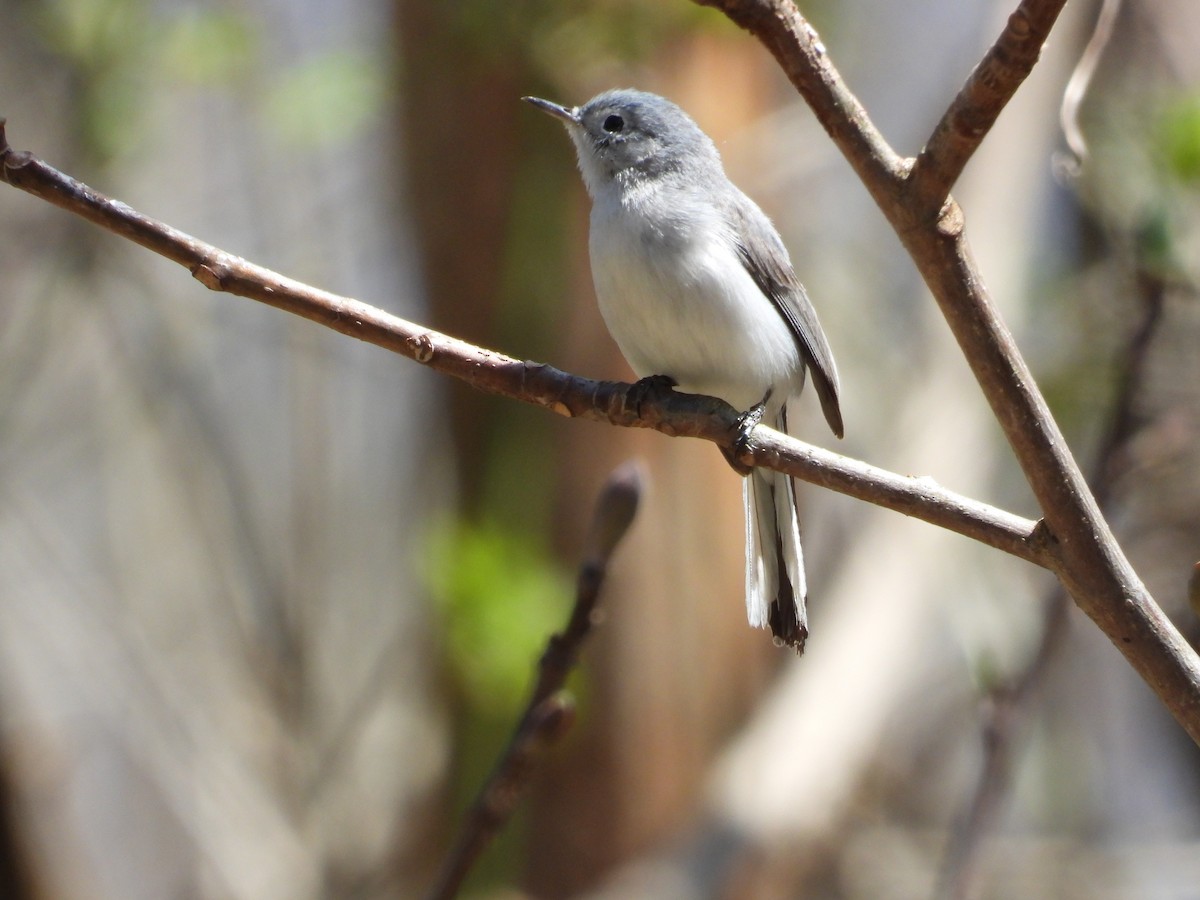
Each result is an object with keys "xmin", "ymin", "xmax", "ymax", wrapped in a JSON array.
[{"xmin": 1, "ymin": 0, "xmax": 1199, "ymax": 897}]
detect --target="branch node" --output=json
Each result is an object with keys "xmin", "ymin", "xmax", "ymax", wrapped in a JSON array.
[
  {"xmin": 1, "ymin": 147, "xmax": 33, "ymax": 182},
  {"xmin": 528, "ymin": 692, "xmax": 577, "ymax": 748},
  {"xmin": 1007, "ymin": 7, "xmax": 1032, "ymax": 38},
  {"xmin": 936, "ymin": 199, "xmax": 965, "ymax": 238},
  {"xmin": 518, "ymin": 361, "xmax": 577, "ymax": 417},
  {"xmin": 582, "ymin": 460, "xmax": 644, "ymax": 562},
  {"xmin": 191, "ymin": 262, "xmax": 224, "ymax": 291},
  {"xmin": 406, "ymin": 331, "xmax": 435, "ymax": 364},
  {"xmin": 1026, "ymin": 518, "xmax": 1058, "ymax": 558}
]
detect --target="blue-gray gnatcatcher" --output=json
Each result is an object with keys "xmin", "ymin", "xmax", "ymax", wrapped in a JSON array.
[{"xmin": 524, "ymin": 89, "xmax": 842, "ymax": 650}]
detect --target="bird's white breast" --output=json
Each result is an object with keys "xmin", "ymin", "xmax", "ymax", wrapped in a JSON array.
[{"xmin": 588, "ymin": 180, "xmax": 804, "ymax": 413}]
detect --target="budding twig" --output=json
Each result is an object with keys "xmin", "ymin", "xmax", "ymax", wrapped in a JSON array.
[{"xmin": 424, "ymin": 462, "xmax": 644, "ymax": 900}]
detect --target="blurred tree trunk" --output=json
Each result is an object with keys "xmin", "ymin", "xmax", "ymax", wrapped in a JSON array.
[
  {"xmin": 394, "ymin": 1, "xmax": 530, "ymax": 507},
  {"xmin": 528, "ymin": 33, "xmax": 787, "ymax": 896}
]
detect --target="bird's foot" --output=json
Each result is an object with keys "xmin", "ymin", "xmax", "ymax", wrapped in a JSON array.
[{"xmin": 720, "ymin": 396, "xmax": 769, "ymax": 476}]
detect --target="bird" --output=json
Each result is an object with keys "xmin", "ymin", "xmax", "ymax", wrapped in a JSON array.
[{"xmin": 524, "ymin": 88, "xmax": 842, "ymax": 650}]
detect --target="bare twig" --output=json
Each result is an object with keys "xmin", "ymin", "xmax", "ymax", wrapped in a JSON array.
[
  {"xmin": 748, "ymin": 428, "xmax": 1049, "ymax": 565},
  {"xmin": 908, "ymin": 0, "xmax": 1072, "ymax": 215},
  {"xmin": 425, "ymin": 462, "xmax": 644, "ymax": 900},
  {"xmin": 692, "ymin": 0, "xmax": 907, "ymax": 189},
  {"xmin": 1059, "ymin": 0, "xmax": 1123, "ymax": 175},
  {"xmin": 693, "ymin": 0, "xmax": 1200, "ymax": 745},
  {"xmin": 0, "ymin": 120, "xmax": 1048, "ymax": 567}
]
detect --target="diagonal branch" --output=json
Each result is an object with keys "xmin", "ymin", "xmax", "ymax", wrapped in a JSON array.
[
  {"xmin": 0, "ymin": 119, "xmax": 1048, "ymax": 567},
  {"xmin": 425, "ymin": 462, "xmax": 643, "ymax": 900},
  {"xmin": 907, "ymin": 0, "xmax": 1071, "ymax": 215},
  {"xmin": 693, "ymin": 0, "xmax": 907, "ymax": 191},
  {"xmin": 747, "ymin": 427, "xmax": 1048, "ymax": 564},
  {"xmin": 693, "ymin": 0, "xmax": 1200, "ymax": 744},
  {"xmin": 1058, "ymin": 0, "xmax": 1122, "ymax": 173}
]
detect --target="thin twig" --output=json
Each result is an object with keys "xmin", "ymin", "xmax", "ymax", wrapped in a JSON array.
[
  {"xmin": 694, "ymin": 0, "xmax": 1200, "ymax": 745},
  {"xmin": 748, "ymin": 428, "xmax": 1049, "ymax": 565},
  {"xmin": 692, "ymin": 0, "xmax": 907, "ymax": 190},
  {"xmin": 0, "ymin": 120, "xmax": 1048, "ymax": 567},
  {"xmin": 425, "ymin": 461, "xmax": 644, "ymax": 900},
  {"xmin": 908, "ymin": 0, "xmax": 1072, "ymax": 216},
  {"xmin": 1059, "ymin": 0, "xmax": 1123, "ymax": 175}
]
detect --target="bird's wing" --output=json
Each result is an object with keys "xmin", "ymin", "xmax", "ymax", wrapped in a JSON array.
[{"xmin": 727, "ymin": 195, "xmax": 844, "ymax": 438}]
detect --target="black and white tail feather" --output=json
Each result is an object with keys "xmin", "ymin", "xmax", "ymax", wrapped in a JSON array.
[{"xmin": 745, "ymin": 409, "xmax": 808, "ymax": 650}]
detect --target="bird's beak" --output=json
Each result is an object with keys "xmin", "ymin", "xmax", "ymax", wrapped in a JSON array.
[{"xmin": 522, "ymin": 96, "xmax": 581, "ymax": 125}]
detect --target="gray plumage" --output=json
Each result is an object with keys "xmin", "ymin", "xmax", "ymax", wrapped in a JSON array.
[{"xmin": 525, "ymin": 88, "xmax": 842, "ymax": 649}]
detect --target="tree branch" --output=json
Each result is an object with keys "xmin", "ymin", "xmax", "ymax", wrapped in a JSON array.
[
  {"xmin": 693, "ymin": 0, "xmax": 907, "ymax": 190},
  {"xmin": 908, "ymin": 0, "xmax": 1071, "ymax": 215},
  {"xmin": 748, "ymin": 428, "xmax": 1049, "ymax": 565},
  {"xmin": 0, "ymin": 119, "xmax": 1048, "ymax": 568},
  {"xmin": 425, "ymin": 462, "xmax": 643, "ymax": 900},
  {"xmin": 692, "ymin": 0, "xmax": 1200, "ymax": 743},
  {"xmin": 1058, "ymin": 0, "xmax": 1122, "ymax": 174}
]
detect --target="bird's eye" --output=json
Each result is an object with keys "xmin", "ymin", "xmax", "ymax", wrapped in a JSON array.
[{"xmin": 602, "ymin": 114, "xmax": 624, "ymax": 133}]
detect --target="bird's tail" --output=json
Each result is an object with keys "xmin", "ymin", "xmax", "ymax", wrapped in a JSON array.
[{"xmin": 744, "ymin": 461, "xmax": 808, "ymax": 651}]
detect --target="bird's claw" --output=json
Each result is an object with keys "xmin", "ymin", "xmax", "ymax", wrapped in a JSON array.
[{"xmin": 721, "ymin": 398, "xmax": 768, "ymax": 476}]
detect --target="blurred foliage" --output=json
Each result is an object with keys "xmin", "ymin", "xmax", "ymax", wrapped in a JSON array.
[
  {"xmin": 1076, "ymin": 85, "xmax": 1200, "ymax": 285},
  {"xmin": 498, "ymin": 158, "xmax": 576, "ymax": 361},
  {"xmin": 264, "ymin": 51, "xmax": 389, "ymax": 149},
  {"xmin": 33, "ymin": 0, "xmax": 166, "ymax": 160},
  {"xmin": 1146, "ymin": 93, "xmax": 1200, "ymax": 283},
  {"xmin": 1133, "ymin": 210, "xmax": 1179, "ymax": 281},
  {"xmin": 422, "ymin": 516, "xmax": 576, "ymax": 896},
  {"xmin": 28, "ymin": 0, "xmax": 386, "ymax": 161},
  {"xmin": 437, "ymin": 0, "xmax": 716, "ymax": 69},
  {"xmin": 160, "ymin": 8, "xmax": 258, "ymax": 85},
  {"xmin": 1040, "ymin": 84, "xmax": 1200, "ymax": 440},
  {"xmin": 423, "ymin": 516, "xmax": 574, "ymax": 890},
  {"xmin": 425, "ymin": 517, "xmax": 571, "ymax": 715},
  {"xmin": 1157, "ymin": 93, "xmax": 1200, "ymax": 186}
]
